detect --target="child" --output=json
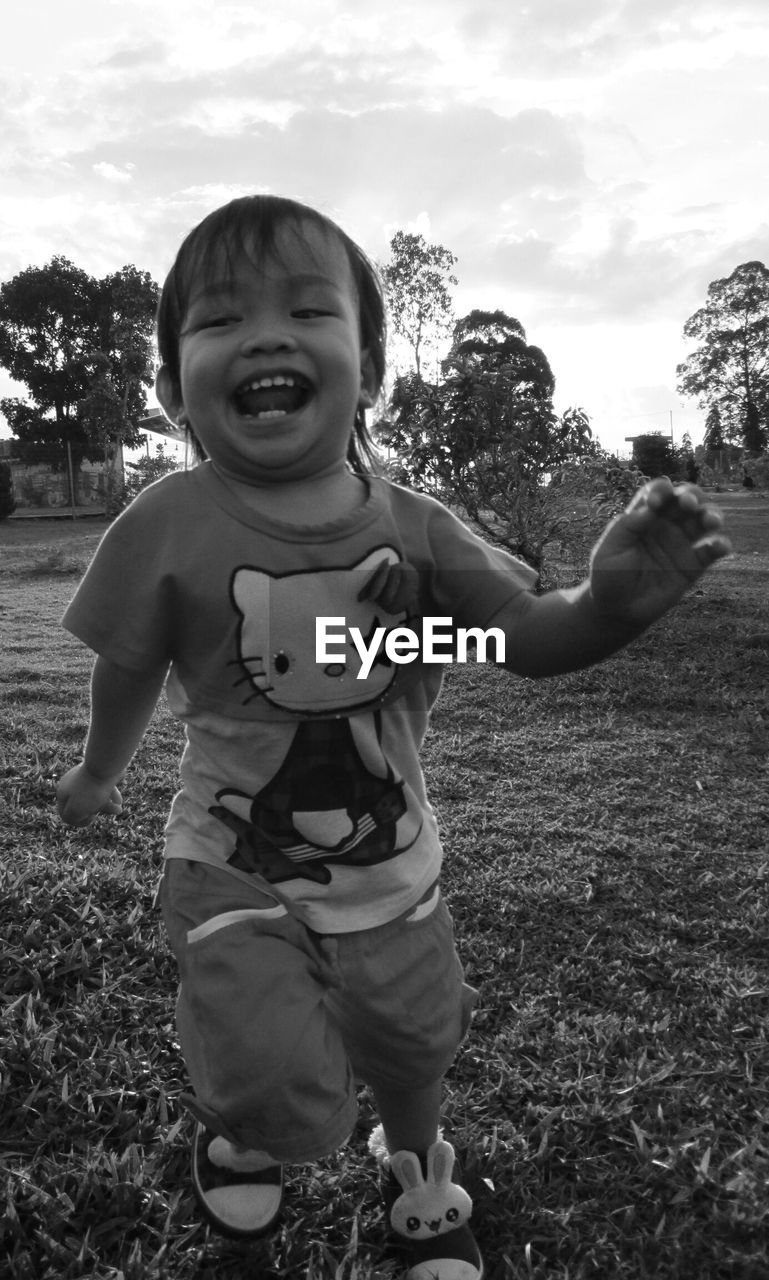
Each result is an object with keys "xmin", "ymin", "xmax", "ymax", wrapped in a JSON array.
[{"xmin": 57, "ymin": 195, "xmax": 730, "ymax": 1280}]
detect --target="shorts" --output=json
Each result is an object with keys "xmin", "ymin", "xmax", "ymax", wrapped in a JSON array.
[{"xmin": 159, "ymin": 859, "xmax": 477, "ymax": 1163}]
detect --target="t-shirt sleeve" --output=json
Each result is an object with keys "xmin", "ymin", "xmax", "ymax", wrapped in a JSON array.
[
  {"xmin": 421, "ymin": 499, "xmax": 539, "ymax": 629},
  {"xmin": 62, "ymin": 484, "xmax": 178, "ymax": 671}
]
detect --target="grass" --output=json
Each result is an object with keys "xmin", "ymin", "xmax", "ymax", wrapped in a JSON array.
[{"xmin": 1, "ymin": 493, "xmax": 768, "ymax": 1279}]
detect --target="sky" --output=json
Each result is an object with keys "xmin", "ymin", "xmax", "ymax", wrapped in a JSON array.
[{"xmin": 1, "ymin": 0, "xmax": 768, "ymax": 456}]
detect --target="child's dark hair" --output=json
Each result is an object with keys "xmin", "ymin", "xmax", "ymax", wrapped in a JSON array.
[{"xmin": 156, "ymin": 195, "xmax": 386, "ymax": 473}]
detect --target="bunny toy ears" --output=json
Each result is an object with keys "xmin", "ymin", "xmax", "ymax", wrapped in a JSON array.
[{"xmin": 370, "ymin": 1130, "xmax": 472, "ymax": 1241}]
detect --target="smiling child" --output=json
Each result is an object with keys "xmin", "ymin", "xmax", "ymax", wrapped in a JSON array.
[{"xmin": 57, "ymin": 194, "xmax": 730, "ymax": 1280}]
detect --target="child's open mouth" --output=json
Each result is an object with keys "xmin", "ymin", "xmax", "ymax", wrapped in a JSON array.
[{"xmin": 233, "ymin": 373, "xmax": 311, "ymax": 421}]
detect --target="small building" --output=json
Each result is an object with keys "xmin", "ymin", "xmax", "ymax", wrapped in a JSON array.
[
  {"xmin": 0, "ymin": 438, "xmax": 124, "ymax": 515},
  {"xmin": 140, "ymin": 409, "xmax": 187, "ymax": 445}
]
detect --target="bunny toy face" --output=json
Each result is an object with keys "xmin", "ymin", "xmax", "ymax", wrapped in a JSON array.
[{"xmin": 389, "ymin": 1140, "xmax": 472, "ymax": 1240}]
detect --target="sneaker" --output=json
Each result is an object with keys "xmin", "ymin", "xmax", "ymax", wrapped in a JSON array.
[
  {"xmin": 191, "ymin": 1123, "xmax": 284, "ymax": 1238},
  {"xmin": 371, "ymin": 1127, "xmax": 484, "ymax": 1280}
]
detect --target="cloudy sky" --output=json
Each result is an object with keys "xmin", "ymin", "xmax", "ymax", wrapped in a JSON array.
[{"xmin": 2, "ymin": 0, "xmax": 768, "ymax": 454}]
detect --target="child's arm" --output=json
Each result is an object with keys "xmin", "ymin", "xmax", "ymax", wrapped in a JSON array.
[
  {"xmin": 503, "ymin": 478, "xmax": 731, "ymax": 678},
  {"xmin": 57, "ymin": 654, "xmax": 169, "ymax": 827}
]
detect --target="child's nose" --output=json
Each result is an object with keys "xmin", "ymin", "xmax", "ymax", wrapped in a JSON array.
[{"xmin": 239, "ymin": 317, "xmax": 298, "ymax": 355}]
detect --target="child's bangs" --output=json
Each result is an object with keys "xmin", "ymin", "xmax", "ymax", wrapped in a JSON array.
[{"xmin": 176, "ymin": 201, "xmax": 325, "ymax": 307}]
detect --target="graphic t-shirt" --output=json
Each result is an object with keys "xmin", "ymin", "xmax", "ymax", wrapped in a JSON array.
[{"xmin": 63, "ymin": 463, "xmax": 537, "ymax": 931}]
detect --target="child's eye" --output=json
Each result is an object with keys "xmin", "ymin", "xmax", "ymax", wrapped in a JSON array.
[
  {"xmin": 202, "ymin": 315, "xmax": 239, "ymax": 328},
  {"xmin": 292, "ymin": 308, "xmax": 334, "ymax": 319},
  {"xmin": 181, "ymin": 314, "xmax": 240, "ymax": 334}
]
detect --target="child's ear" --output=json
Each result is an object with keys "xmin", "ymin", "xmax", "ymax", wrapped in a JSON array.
[
  {"xmin": 156, "ymin": 366, "xmax": 188, "ymax": 427},
  {"xmin": 358, "ymin": 350, "xmax": 379, "ymax": 410}
]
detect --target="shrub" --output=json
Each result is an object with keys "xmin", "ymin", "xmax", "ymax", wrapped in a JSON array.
[
  {"xmin": 742, "ymin": 455, "xmax": 769, "ymax": 490},
  {"xmin": 0, "ymin": 459, "xmax": 16, "ymax": 520},
  {"xmin": 540, "ymin": 453, "xmax": 648, "ymax": 586},
  {"xmin": 112, "ymin": 443, "xmax": 180, "ymax": 514}
]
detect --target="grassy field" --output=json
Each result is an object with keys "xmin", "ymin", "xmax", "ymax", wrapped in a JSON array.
[{"xmin": 1, "ymin": 492, "xmax": 768, "ymax": 1280}]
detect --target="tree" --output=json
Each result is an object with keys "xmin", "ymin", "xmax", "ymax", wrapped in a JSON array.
[
  {"xmin": 0, "ymin": 256, "xmax": 96, "ymax": 461},
  {"xmin": 380, "ymin": 310, "xmax": 595, "ymax": 572},
  {"xmin": 0, "ymin": 257, "xmax": 158, "ymax": 472},
  {"xmin": 631, "ymin": 432, "xmax": 676, "ymax": 478},
  {"xmin": 703, "ymin": 404, "xmax": 724, "ymax": 453},
  {"xmin": 677, "ymin": 260, "xmax": 769, "ymax": 455},
  {"xmin": 82, "ymin": 265, "xmax": 159, "ymax": 448},
  {"xmin": 677, "ymin": 431, "xmax": 699, "ymax": 483},
  {"xmin": 381, "ymin": 231, "xmax": 457, "ymax": 379}
]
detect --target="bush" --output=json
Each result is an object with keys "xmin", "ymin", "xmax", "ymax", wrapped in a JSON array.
[
  {"xmin": 111, "ymin": 443, "xmax": 180, "ymax": 514},
  {"xmin": 742, "ymin": 455, "xmax": 769, "ymax": 490},
  {"xmin": 540, "ymin": 453, "xmax": 647, "ymax": 587},
  {"xmin": 631, "ymin": 433, "xmax": 675, "ymax": 477},
  {"xmin": 0, "ymin": 459, "xmax": 16, "ymax": 520}
]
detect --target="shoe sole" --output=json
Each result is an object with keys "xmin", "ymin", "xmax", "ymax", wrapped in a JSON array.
[{"xmin": 191, "ymin": 1123, "xmax": 284, "ymax": 1239}]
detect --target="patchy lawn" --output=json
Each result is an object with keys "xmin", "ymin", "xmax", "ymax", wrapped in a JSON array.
[{"xmin": 1, "ymin": 492, "xmax": 768, "ymax": 1279}]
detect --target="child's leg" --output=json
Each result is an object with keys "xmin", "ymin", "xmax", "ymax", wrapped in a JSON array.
[
  {"xmin": 369, "ymin": 1078, "xmax": 443, "ymax": 1156},
  {"xmin": 159, "ymin": 860, "xmax": 357, "ymax": 1162},
  {"xmin": 369, "ymin": 1074, "xmax": 484, "ymax": 1280},
  {"xmin": 326, "ymin": 890, "xmax": 483, "ymax": 1278}
]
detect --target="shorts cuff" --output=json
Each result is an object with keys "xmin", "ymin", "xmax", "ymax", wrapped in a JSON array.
[{"xmin": 181, "ymin": 1091, "xmax": 358, "ymax": 1165}]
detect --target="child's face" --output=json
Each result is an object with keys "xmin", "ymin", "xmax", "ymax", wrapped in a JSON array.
[{"xmin": 158, "ymin": 222, "xmax": 376, "ymax": 486}]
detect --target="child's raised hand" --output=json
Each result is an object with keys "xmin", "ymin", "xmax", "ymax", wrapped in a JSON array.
[
  {"xmin": 588, "ymin": 478, "xmax": 732, "ymax": 629},
  {"xmin": 57, "ymin": 762, "xmax": 123, "ymax": 828}
]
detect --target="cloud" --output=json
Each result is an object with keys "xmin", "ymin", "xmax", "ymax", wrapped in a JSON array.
[
  {"xmin": 96, "ymin": 41, "xmax": 169, "ymax": 69},
  {"xmin": 93, "ymin": 161, "xmax": 135, "ymax": 184},
  {"xmin": 39, "ymin": 101, "xmax": 587, "ymax": 236},
  {"xmin": 0, "ymin": 0, "xmax": 766, "ymax": 402},
  {"xmin": 454, "ymin": 0, "xmax": 769, "ymax": 76},
  {"xmin": 458, "ymin": 210, "xmax": 767, "ymax": 334}
]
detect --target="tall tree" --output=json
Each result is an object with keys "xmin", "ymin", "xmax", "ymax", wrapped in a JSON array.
[
  {"xmin": 447, "ymin": 308, "xmax": 556, "ymax": 396},
  {"xmin": 381, "ymin": 231, "xmax": 457, "ymax": 379},
  {"xmin": 380, "ymin": 310, "xmax": 593, "ymax": 570},
  {"xmin": 0, "ymin": 257, "xmax": 158, "ymax": 468},
  {"xmin": 0, "ymin": 256, "xmax": 96, "ymax": 458},
  {"xmin": 676, "ymin": 260, "xmax": 769, "ymax": 454},
  {"xmin": 703, "ymin": 404, "xmax": 724, "ymax": 453},
  {"xmin": 79, "ymin": 265, "xmax": 159, "ymax": 459}
]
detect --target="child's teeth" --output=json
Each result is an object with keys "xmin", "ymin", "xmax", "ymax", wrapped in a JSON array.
[
  {"xmin": 246, "ymin": 375, "xmax": 295, "ymax": 390},
  {"xmin": 234, "ymin": 374, "xmax": 306, "ymax": 417}
]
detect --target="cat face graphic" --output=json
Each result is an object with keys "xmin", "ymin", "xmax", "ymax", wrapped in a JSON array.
[{"xmin": 231, "ymin": 547, "xmax": 406, "ymax": 713}]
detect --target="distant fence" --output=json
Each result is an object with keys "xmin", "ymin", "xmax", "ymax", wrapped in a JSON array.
[{"xmin": 0, "ymin": 440, "xmax": 123, "ymax": 513}]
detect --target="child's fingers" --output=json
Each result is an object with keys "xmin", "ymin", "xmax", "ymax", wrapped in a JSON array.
[
  {"xmin": 691, "ymin": 532, "xmax": 733, "ymax": 567},
  {"xmin": 57, "ymin": 768, "xmax": 124, "ymax": 826},
  {"xmin": 99, "ymin": 786, "xmax": 123, "ymax": 816},
  {"xmin": 627, "ymin": 480, "xmax": 726, "ymax": 544}
]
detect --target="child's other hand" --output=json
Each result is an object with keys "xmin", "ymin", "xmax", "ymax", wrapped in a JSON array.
[
  {"xmin": 357, "ymin": 558, "xmax": 420, "ymax": 617},
  {"xmin": 57, "ymin": 763, "xmax": 123, "ymax": 828},
  {"xmin": 589, "ymin": 478, "xmax": 732, "ymax": 628}
]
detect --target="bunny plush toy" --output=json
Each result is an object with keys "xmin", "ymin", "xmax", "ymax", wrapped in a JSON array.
[
  {"xmin": 390, "ymin": 1142, "xmax": 472, "ymax": 1239},
  {"xmin": 369, "ymin": 1126, "xmax": 483, "ymax": 1279}
]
